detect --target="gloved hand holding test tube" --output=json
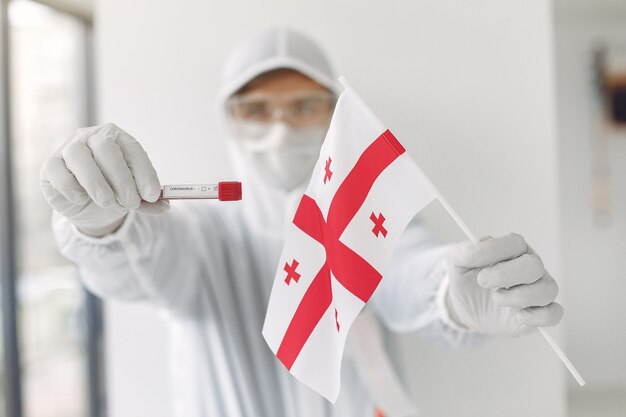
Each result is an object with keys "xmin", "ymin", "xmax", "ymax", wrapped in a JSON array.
[{"xmin": 39, "ymin": 123, "xmax": 241, "ymax": 238}]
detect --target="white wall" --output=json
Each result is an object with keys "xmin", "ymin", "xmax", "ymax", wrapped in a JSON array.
[
  {"xmin": 554, "ymin": 11, "xmax": 626, "ymax": 393},
  {"xmin": 94, "ymin": 1, "xmax": 566, "ymax": 416}
]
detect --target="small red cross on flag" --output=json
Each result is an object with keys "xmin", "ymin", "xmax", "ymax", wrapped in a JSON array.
[
  {"xmin": 284, "ymin": 259, "xmax": 301, "ymax": 285},
  {"xmin": 262, "ymin": 83, "xmax": 436, "ymax": 402},
  {"xmin": 370, "ymin": 212, "xmax": 388, "ymax": 238},
  {"xmin": 324, "ymin": 157, "xmax": 333, "ymax": 184}
]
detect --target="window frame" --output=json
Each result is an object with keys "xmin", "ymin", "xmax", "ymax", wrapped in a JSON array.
[{"xmin": 0, "ymin": 1, "xmax": 104, "ymax": 416}]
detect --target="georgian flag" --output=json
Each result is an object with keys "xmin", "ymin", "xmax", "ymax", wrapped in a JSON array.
[{"xmin": 262, "ymin": 84, "xmax": 436, "ymax": 402}]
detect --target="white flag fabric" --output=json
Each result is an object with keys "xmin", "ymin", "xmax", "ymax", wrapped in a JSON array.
[{"xmin": 262, "ymin": 85, "xmax": 436, "ymax": 402}]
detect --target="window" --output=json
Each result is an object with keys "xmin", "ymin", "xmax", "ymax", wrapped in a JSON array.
[{"xmin": 2, "ymin": 1, "xmax": 102, "ymax": 416}]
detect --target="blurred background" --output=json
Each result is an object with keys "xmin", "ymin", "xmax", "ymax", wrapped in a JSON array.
[{"xmin": 0, "ymin": 0, "xmax": 624, "ymax": 416}]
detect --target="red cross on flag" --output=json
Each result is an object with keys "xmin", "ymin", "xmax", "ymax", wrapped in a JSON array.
[{"xmin": 262, "ymin": 82, "xmax": 437, "ymax": 402}]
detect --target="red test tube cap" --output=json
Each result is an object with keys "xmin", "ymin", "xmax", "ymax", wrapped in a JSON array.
[{"xmin": 218, "ymin": 181, "xmax": 242, "ymax": 201}]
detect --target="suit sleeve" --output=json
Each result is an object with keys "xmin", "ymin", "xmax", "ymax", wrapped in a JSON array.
[
  {"xmin": 52, "ymin": 202, "xmax": 229, "ymax": 318},
  {"xmin": 368, "ymin": 217, "xmax": 488, "ymax": 347}
]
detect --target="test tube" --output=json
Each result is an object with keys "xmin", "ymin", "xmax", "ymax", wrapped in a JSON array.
[{"xmin": 160, "ymin": 181, "xmax": 242, "ymax": 201}]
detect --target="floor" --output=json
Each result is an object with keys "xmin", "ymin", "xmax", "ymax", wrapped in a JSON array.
[{"xmin": 569, "ymin": 390, "xmax": 626, "ymax": 417}]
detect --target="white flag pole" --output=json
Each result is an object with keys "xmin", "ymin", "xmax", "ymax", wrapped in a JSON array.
[{"xmin": 338, "ymin": 76, "xmax": 586, "ymax": 387}]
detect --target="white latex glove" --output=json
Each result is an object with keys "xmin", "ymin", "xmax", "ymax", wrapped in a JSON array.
[
  {"xmin": 40, "ymin": 123, "xmax": 169, "ymax": 237},
  {"xmin": 445, "ymin": 233, "xmax": 564, "ymax": 337}
]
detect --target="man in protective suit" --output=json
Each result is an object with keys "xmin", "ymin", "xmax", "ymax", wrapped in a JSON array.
[{"xmin": 41, "ymin": 27, "xmax": 563, "ymax": 416}]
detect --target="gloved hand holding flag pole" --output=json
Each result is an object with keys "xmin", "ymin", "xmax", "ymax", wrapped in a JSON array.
[{"xmin": 262, "ymin": 75, "xmax": 584, "ymax": 403}]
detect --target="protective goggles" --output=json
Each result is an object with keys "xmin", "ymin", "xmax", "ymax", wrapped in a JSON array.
[{"xmin": 227, "ymin": 90, "xmax": 337, "ymax": 128}]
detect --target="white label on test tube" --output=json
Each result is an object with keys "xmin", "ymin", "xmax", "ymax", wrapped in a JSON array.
[{"xmin": 162, "ymin": 184, "xmax": 219, "ymax": 199}]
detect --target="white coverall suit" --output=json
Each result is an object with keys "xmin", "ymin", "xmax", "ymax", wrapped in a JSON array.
[{"xmin": 51, "ymin": 28, "xmax": 493, "ymax": 417}]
